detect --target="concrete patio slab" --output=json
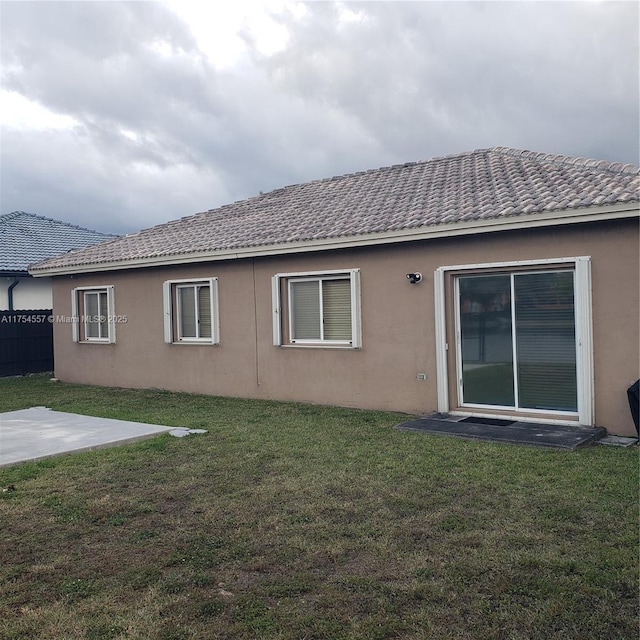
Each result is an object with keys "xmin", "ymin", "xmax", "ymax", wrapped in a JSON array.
[
  {"xmin": 596, "ymin": 435, "xmax": 639, "ymax": 447},
  {"xmin": 395, "ymin": 414, "xmax": 607, "ymax": 450},
  {"xmin": 0, "ymin": 407, "xmax": 175, "ymax": 467}
]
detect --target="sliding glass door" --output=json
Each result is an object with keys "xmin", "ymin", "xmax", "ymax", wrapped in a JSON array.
[{"xmin": 457, "ymin": 270, "xmax": 577, "ymax": 413}]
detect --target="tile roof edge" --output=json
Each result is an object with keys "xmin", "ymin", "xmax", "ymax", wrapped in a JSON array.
[
  {"xmin": 192, "ymin": 149, "xmax": 485, "ymax": 209},
  {"xmin": 243, "ymin": 147, "xmax": 639, "ymax": 198},
  {"xmin": 0, "ymin": 210, "xmax": 119, "ymax": 237},
  {"xmin": 489, "ymin": 146, "xmax": 640, "ymax": 175},
  {"xmin": 29, "ymin": 201, "xmax": 639, "ymax": 275}
]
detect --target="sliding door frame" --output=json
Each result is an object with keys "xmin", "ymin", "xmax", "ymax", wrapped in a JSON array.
[{"xmin": 434, "ymin": 256, "xmax": 594, "ymax": 426}]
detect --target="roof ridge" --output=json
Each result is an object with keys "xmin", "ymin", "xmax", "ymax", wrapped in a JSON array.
[
  {"xmin": 0, "ymin": 211, "xmax": 28, "ymax": 223},
  {"xmin": 0, "ymin": 210, "xmax": 118, "ymax": 236},
  {"xmin": 489, "ymin": 146, "xmax": 640, "ymax": 175},
  {"xmin": 196, "ymin": 147, "xmax": 637, "ymax": 215},
  {"xmin": 220, "ymin": 150, "xmax": 480, "ymax": 202}
]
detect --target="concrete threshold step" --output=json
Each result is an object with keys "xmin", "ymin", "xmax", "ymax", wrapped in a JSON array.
[
  {"xmin": 395, "ymin": 414, "xmax": 607, "ymax": 450},
  {"xmin": 596, "ymin": 435, "xmax": 638, "ymax": 448}
]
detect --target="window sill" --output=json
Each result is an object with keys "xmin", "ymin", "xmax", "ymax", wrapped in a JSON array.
[{"xmin": 280, "ymin": 343, "xmax": 360, "ymax": 350}]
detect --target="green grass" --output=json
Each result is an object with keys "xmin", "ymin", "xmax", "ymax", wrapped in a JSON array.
[{"xmin": 0, "ymin": 374, "xmax": 638, "ymax": 640}]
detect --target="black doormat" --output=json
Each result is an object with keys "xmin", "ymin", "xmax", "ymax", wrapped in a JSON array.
[{"xmin": 459, "ymin": 416, "xmax": 516, "ymax": 427}]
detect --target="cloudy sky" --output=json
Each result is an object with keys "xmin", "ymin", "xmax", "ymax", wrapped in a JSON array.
[{"xmin": 1, "ymin": 1, "xmax": 638, "ymax": 235}]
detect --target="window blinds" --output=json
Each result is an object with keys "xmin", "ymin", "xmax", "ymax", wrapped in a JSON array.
[
  {"xmin": 291, "ymin": 280, "xmax": 321, "ymax": 339},
  {"xmin": 322, "ymin": 279, "xmax": 351, "ymax": 341},
  {"xmin": 514, "ymin": 271, "xmax": 577, "ymax": 411},
  {"xmin": 290, "ymin": 278, "xmax": 352, "ymax": 341}
]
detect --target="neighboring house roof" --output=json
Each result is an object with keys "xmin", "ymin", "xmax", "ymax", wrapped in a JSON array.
[
  {"xmin": 30, "ymin": 147, "xmax": 639, "ymax": 276},
  {"xmin": 1, "ymin": 211, "xmax": 118, "ymax": 274}
]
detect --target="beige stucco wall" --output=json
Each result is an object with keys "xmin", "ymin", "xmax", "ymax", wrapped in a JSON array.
[{"xmin": 50, "ymin": 218, "xmax": 639, "ymax": 436}]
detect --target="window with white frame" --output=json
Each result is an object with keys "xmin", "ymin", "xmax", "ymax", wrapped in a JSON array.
[
  {"xmin": 272, "ymin": 269, "xmax": 361, "ymax": 347},
  {"xmin": 163, "ymin": 278, "xmax": 219, "ymax": 344},
  {"xmin": 71, "ymin": 286, "xmax": 116, "ymax": 343}
]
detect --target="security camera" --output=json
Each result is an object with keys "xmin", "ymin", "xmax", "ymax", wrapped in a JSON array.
[{"xmin": 406, "ymin": 272, "xmax": 422, "ymax": 284}]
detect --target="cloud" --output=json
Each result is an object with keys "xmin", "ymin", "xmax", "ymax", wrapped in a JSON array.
[
  {"xmin": 260, "ymin": 1, "xmax": 639, "ymax": 162},
  {"xmin": 1, "ymin": 1, "xmax": 637, "ymax": 234}
]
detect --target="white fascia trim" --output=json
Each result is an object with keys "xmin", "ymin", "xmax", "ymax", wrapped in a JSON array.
[{"xmin": 30, "ymin": 202, "xmax": 638, "ymax": 276}]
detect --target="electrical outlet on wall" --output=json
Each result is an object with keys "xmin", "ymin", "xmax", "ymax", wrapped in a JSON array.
[{"xmin": 416, "ymin": 373, "xmax": 428, "ymax": 381}]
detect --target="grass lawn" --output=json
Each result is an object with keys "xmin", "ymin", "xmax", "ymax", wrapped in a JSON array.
[{"xmin": 0, "ymin": 375, "xmax": 637, "ymax": 640}]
